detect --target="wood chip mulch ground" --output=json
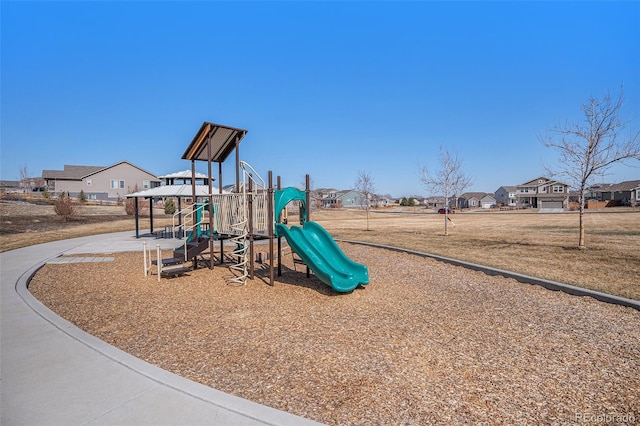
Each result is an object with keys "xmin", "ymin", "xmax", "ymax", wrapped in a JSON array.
[{"xmin": 29, "ymin": 244, "xmax": 640, "ymax": 425}]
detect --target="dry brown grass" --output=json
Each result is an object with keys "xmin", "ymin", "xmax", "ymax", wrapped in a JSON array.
[
  {"xmin": 0, "ymin": 201, "xmax": 172, "ymax": 252},
  {"xmin": 3, "ymin": 200, "xmax": 639, "ymax": 300},
  {"xmin": 309, "ymin": 208, "xmax": 640, "ymax": 301}
]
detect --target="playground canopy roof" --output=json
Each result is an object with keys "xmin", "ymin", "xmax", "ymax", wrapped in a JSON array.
[
  {"xmin": 125, "ymin": 185, "xmax": 229, "ymax": 199},
  {"xmin": 182, "ymin": 122, "xmax": 248, "ymax": 163},
  {"xmin": 159, "ymin": 170, "xmax": 209, "ymax": 180}
]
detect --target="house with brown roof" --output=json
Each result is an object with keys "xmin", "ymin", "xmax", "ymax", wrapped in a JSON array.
[
  {"xmin": 585, "ymin": 180, "xmax": 640, "ymax": 206},
  {"xmin": 42, "ymin": 161, "xmax": 160, "ymax": 201},
  {"xmin": 515, "ymin": 176, "xmax": 570, "ymax": 210},
  {"xmin": 458, "ymin": 192, "xmax": 488, "ymax": 209}
]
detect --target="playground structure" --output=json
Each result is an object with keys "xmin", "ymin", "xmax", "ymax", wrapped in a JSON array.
[{"xmin": 137, "ymin": 122, "xmax": 369, "ymax": 292}]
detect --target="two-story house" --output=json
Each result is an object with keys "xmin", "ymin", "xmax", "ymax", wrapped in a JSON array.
[
  {"xmin": 515, "ymin": 177, "xmax": 570, "ymax": 210},
  {"xmin": 43, "ymin": 161, "xmax": 160, "ymax": 201},
  {"xmin": 316, "ymin": 189, "xmax": 368, "ymax": 208},
  {"xmin": 494, "ymin": 186, "xmax": 517, "ymax": 207}
]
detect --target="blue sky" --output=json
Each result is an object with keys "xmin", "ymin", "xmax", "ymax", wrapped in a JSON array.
[{"xmin": 2, "ymin": 1, "xmax": 639, "ymax": 197}]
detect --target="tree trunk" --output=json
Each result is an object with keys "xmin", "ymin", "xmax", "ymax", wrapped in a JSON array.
[
  {"xmin": 578, "ymin": 194, "xmax": 586, "ymax": 248},
  {"xmin": 444, "ymin": 212, "xmax": 449, "ymax": 236},
  {"xmin": 366, "ymin": 206, "xmax": 370, "ymax": 231}
]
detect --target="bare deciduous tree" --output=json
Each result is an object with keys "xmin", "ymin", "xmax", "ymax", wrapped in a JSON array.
[
  {"xmin": 539, "ymin": 88, "xmax": 640, "ymax": 249},
  {"xmin": 419, "ymin": 148, "xmax": 473, "ymax": 236},
  {"xmin": 19, "ymin": 165, "xmax": 29, "ymax": 193},
  {"xmin": 354, "ymin": 170, "xmax": 376, "ymax": 231}
]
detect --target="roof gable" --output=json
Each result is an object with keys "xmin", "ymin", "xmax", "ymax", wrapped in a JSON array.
[
  {"xmin": 460, "ymin": 192, "xmax": 488, "ymax": 200},
  {"xmin": 43, "ymin": 162, "xmax": 159, "ymax": 181},
  {"xmin": 518, "ymin": 176, "xmax": 569, "ymax": 187},
  {"xmin": 518, "ymin": 176, "xmax": 551, "ymax": 186},
  {"xmin": 83, "ymin": 161, "xmax": 159, "ymax": 179}
]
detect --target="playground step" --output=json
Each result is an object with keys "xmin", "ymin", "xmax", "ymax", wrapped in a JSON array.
[
  {"xmin": 152, "ymin": 258, "xmax": 184, "ymax": 267},
  {"xmin": 160, "ymin": 265, "xmax": 192, "ymax": 277},
  {"xmin": 174, "ymin": 238, "xmax": 210, "ymax": 261}
]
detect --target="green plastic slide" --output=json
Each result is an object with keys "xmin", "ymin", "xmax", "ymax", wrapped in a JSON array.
[{"xmin": 275, "ymin": 221, "xmax": 369, "ymax": 293}]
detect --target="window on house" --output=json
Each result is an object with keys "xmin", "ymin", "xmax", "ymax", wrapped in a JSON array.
[
  {"xmin": 86, "ymin": 179, "xmax": 92, "ymax": 186},
  {"xmin": 89, "ymin": 194, "xmax": 97, "ymax": 200},
  {"xmin": 119, "ymin": 180, "xmax": 125, "ymax": 189},
  {"xmin": 143, "ymin": 180, "xmax": 149, "ymax": 189},
  {"xmin": 110, "ymin": 180, "xmax": 118, "ymax": 189},
  {"xmin": 553, "ymin": 185, "xmax": 564, "ymax": 193}
]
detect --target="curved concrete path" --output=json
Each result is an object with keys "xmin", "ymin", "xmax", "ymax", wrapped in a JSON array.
[{"xmin": 0, "ymin": 231, "xmax": 322, "ymax": 426}]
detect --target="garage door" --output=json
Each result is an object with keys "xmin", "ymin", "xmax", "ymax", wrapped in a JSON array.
[{"xmin": 540, "ymin": 200, "xmax": 563, "ymax": 209}]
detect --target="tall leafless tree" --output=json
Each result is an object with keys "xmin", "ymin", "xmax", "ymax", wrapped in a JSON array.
[
  {"xmin": 539, "ymin": 88, "xmax": 640, "ymax": 249},
  {"xmin": 419, "ymin": 148, "xmax": 473, "ymax": 235},
  {"xmin": 354, "ymin": 170, "xmax": 376, "ymax": 231}
]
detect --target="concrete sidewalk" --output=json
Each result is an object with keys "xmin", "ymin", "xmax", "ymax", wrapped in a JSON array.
[{"xmin": 1, "ymin": 231, "xmax": 323, "ymax": 426}]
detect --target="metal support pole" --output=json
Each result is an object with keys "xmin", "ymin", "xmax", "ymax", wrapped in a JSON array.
[
  {"xmin": 143, "ymin": 242, "xmax": 147, "ymax": 276},
  {"xmin": 218, "ymin": 162, "xmax": 224, "ymax": 264},
  {"xmin": 248, "ymin": 177, "xmax": 254, "ymax": 280},
  {"xmin": 191, "ymin": 159, "xmax": 197, "ymax": 243},
  {"xmin": 306, "ymin": 174, "xmax": 310, "ymax": 278},
  {"xmin": 235, "ymin": 136, "xmax": 240, "ymax": 193},
  {"xmin": 134, "ymin": 197, "xmax": 140, "ymax": 238},
  {"xmin": 149, "ymin": 197, "xmax": 154, "ymax": 234},
  {"xmin": 156, "ymin": 244, "xmax": 161, "ymax": 282},
  {"xmin": 268, "ymin": 171, "xmax": 274, "ymax": 286},
  {"xmin": 208, "ymin": 135, "xmax": 214, "ymax": 270},
  {"xmin": 277, "ymin": 176, "xmax": 282, "ymax": 277}
]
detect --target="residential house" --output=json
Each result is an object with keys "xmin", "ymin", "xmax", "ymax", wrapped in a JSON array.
[
  {"xmin": 458, "ymin": 192, "xmax": 488, "ymax": 209},
  {"xmin": 422, "ymin": 196, "xmax": 457, "ymax": 210},
  {"xmin": 42, "ymin": 161, "xmax": 160, "ymax": 201},
  {"xmin": 316, "ymin": 188, "xmax": 341, "ymax": 208},
  {"xmin": 314, "ymin": 188, "xmax": 369, "ymax": 208},
  {"xmin": 372, "ymin": 195, "xmax": 391, "ymax": 207},
  {"xmin": 585, "ymin": 180, "xmax": 640, "ymax": 206},
  {"xmin": 0, "ymin": 180, "xmax": 21, "ymax": 194},
  {"xmin": 494, "ymin": 186, "xmax": 517, "ymax": 207},
  {"xmin": 480, "ymin": 194, "xmax": 497, "ymax": 209},
  {"xmin": 0, "ymin": 177, "xmax": 45, "ymax": 194},
  {"xmin": 515, "ymin": 176, "xmax": 570, "ymax": 210}
]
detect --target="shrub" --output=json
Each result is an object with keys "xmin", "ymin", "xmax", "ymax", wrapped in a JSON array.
[
  {"xmin": 54, "ymin": 192, "xmax": 75, "ymax": 221},
  {"xmin": 164, "ymin": 198, "xmax": 176, "ymax": 215},
  {"xmin": 78, "ymin": 190, "xmax": 87, "ymax": 204}
]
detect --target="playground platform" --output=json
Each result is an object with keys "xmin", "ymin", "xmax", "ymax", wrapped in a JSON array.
[{"xmin": 0, "ymin": 231, "xmax": 323, "ymax": 426}]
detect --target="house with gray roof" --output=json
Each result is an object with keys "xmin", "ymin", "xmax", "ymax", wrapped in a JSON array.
[
  {"xmin": 494, "ymin": 186, "xmax": 517, "ymax": 207},
  {"xmin": 317, "ymin": 189, "xmax": 368, "ymax": 208},
  {"xmin": 515, "ymin": 176, "xmax": 570, "ymax": 210},
  {"xmin": 42, "ymin": 161, "xmax": 160, "ymax": 201},
  {"xmin": 458, "ymin": 192, "xmax": 488, "ymax": 209},
  {"xmin": 586, "ymin": 180, "xmax": 640, "ymax": 206}
]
